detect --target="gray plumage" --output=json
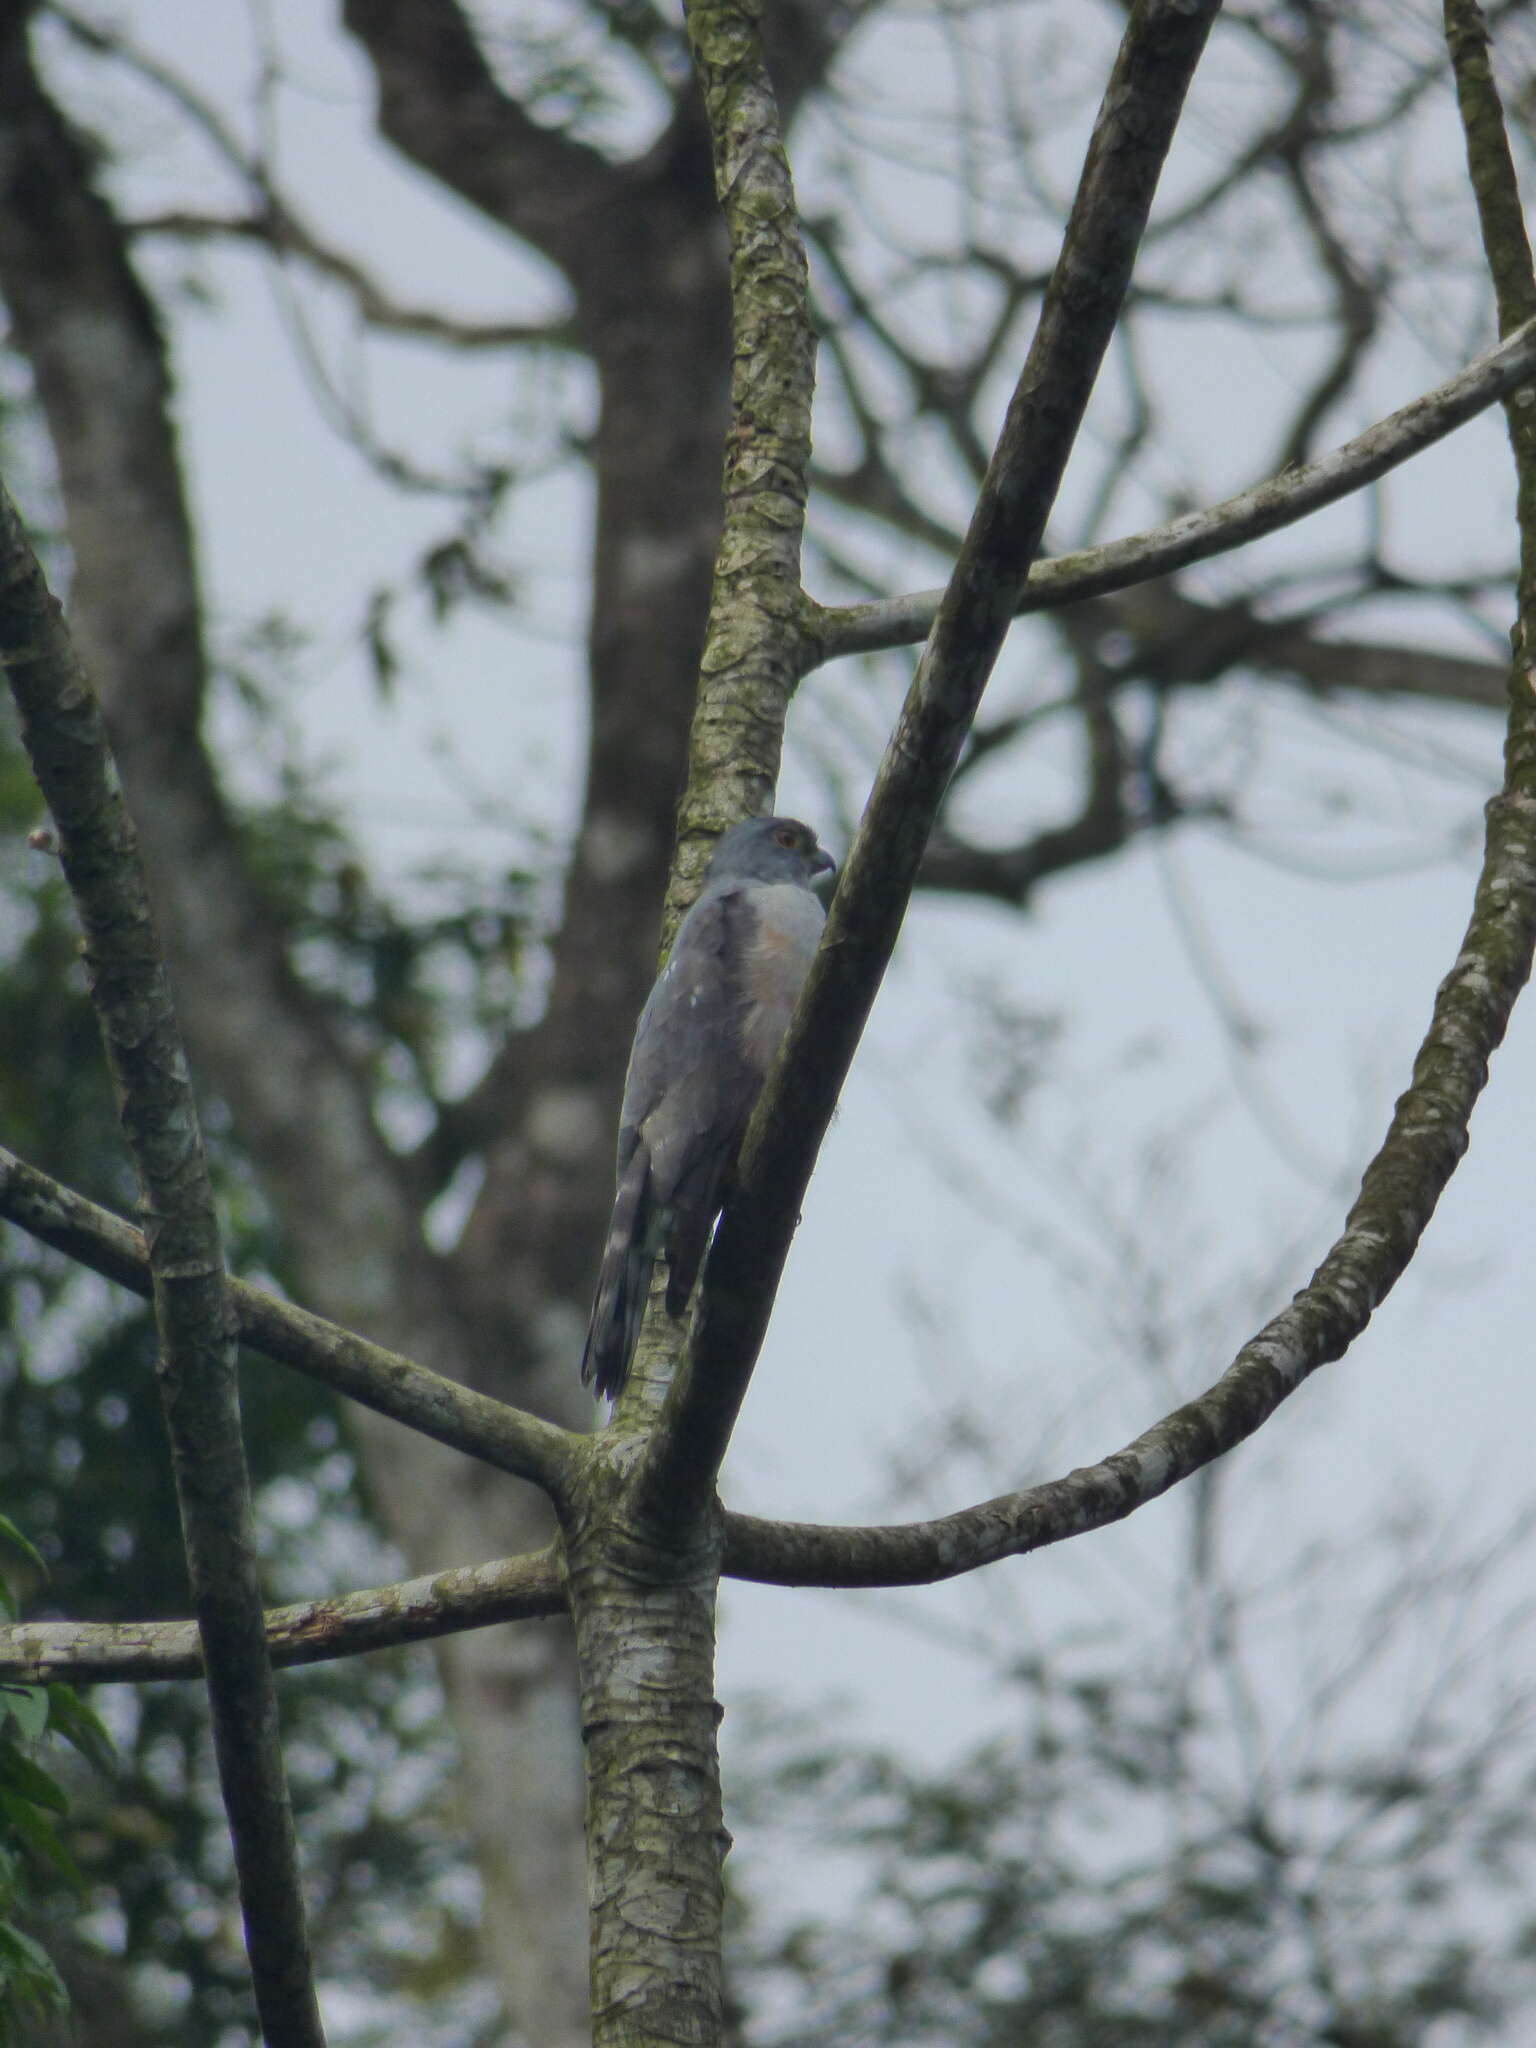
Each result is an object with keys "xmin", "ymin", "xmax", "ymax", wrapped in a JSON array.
[{"xmin": 581, "ymin": 815, "xmax": 835, "ymax": 1401}]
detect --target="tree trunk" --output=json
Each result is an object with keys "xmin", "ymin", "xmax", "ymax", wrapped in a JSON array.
[{"xmin": 565, "ymin": 1494, "xmax": 728, "ymax": 2048}]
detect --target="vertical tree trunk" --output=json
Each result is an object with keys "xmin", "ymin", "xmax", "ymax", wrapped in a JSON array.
[{"xmin": 565, "ymin": 1497, "xmax": 728, "ymax": 2047}]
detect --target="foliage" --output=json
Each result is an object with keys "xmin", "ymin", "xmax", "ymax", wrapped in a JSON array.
[
  {"xmin": 732, "ymin": 1603, "xmax": 1536, "ymax": 2047},
  {"xmin": 0, "ymin": 1514, "xmax": 112, "ymax": 2041},
  {"xmin": 0, "ymin": 689, "xmax": 500, "ymax": 2043}
]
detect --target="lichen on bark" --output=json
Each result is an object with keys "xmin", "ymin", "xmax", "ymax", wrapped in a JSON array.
[{"xmin": 673, "ymin": 0, "xmax": 818, "ymax": 894}]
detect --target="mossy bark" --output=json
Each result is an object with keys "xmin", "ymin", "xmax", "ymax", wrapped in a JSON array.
[
  {"xmin": 565, "ymin": 1471, "xmax": 728, "ymax": 2047},
  {"xmin": 673, "ymin": 0, "xmax": 818, "ymax": 900}
]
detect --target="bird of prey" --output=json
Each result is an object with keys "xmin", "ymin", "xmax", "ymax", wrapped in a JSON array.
[{"xmin": 581, "ymin": 815, "xmax": 836, "ymax": 1401}]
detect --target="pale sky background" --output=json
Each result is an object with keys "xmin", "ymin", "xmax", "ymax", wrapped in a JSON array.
[{"xmin": 33, "ymin": 0, "xmax": 1536, "ymax": 1975}]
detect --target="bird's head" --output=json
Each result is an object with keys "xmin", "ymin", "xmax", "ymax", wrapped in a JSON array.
[{"xmin": 707, "ymin": 815, "xmax": 836, "ymax": 890}]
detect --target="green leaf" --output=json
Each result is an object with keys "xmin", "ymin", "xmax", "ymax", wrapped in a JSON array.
[
  {"xmin": 0, "ymin": 1688, "xmax": 49, "ymax": 1745},
  {"xmin": 0, "ymin": 1793, "xmax": 81, "ymax": 1888},
  {"xmin": 0, "ymin": 1516, "xmax": 45, "ymax": 1578},
  {"xmin": 0, "ymin": 1749, "xmax": 67, "ymax": 1818},
  {"xmin": 0, "ymin": 1920, "xmax": 67, "ymax": 2012},
  {"xmin": 45, "ymin": 1685, "xmax": 113, "ymax": 1775}
]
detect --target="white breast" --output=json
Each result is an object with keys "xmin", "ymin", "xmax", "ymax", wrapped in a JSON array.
[{"xmin": 740, "ymin": 882, "xmax": 826, "ymax": 1074}]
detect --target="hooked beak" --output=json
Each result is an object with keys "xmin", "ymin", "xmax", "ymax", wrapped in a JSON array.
[{"xmin": 811, "ymin": 845, "xmax": 837, "ymax": 881}]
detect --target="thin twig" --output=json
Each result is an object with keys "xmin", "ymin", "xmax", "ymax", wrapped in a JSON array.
[
  {"xmin": 131, "ymin": 209, "xmax": 577, "ymax": 353},
  {"xmin": 809, "ymin": 315, "xmax": 1536, "ymax": 665}
]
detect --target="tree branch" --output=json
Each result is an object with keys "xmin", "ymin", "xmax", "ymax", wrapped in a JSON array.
[
  {"xmin": 665, "ymin": 0, "xmax": 820, "ymax": 863},
  {"xmin": 340, "ymin": 0, "xmax": 617, "ymax": 266},
  {"xmin": 0, "ymin": 479, "xmax": 326, "ymax": 2048},
  {"xmin": 708, "ymin": 0, "xmax": 1536, "ymax": 1595},
  {"xmin": 130, "ymin": 208, "xmax": 580, "ymax": 353},
  {"xmin": 0, "ymin": 1548, "xmax": 566, "ymax": 1683},
  {"xmin": 0, "ymin": 1144, "xmax": 578, "ymax": 1500},
  {"xmin": 638, "ymin": 0, "xmax": 1223, "ymax": 1531},
  {"xmin": 1446, "ymin": 0, "xmax": 1536, "ymax": 341},
  {"xmin": 807, "ymin": 315, "xmax": 1536, "ymax": 666}
]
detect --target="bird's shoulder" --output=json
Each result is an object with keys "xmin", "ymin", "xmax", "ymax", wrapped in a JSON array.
[
  {"xmin": 651, "ymin": 877, "xmax": 753, "ymax": 999},
  {"xmin": 618, "ymin": 883, "xmax": 755, "ymax": 1116}
]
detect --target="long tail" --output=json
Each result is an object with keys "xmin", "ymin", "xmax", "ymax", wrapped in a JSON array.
[{"xmin": 580, "ymin": 1147, "xmax": 657, "ymax": 1401}]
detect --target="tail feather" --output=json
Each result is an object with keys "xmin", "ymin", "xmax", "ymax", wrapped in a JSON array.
[
  {"xmin": 581, "ymin": 1148, "xmax": 657, "ymax": 1401},
  {"xmin": 663, "ymin": 1141, "xmax": 732, "ymax": 1321}
]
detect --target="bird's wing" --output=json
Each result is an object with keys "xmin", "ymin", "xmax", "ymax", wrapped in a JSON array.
[
  {"xmin": 583, "ymin": 869, "xmax": 828, "ymax": 1396},
  {"xmin": 581, "ymin": 885, "xmax": 756, "ymax": 1396},
  {"xmin": 631, "ymin": 885, "xmax": 760, "ymax": 1312}
]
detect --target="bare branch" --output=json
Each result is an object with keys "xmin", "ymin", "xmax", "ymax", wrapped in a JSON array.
[
  {"xmin": 722, "ymin": 683, "xmax": 1536, "ymax": 1580},
  {"xmin": 809, "ymin": 315, "xmax": 1536, "ymax": 666},
  {"xmin": 1445, "ymin": 0, "xmax": 1536, "ymax": 342},
  {"xmin": 1269, "ymin": 149, "xmax": 1380, "ymax": 471},
  {"xmin": 0, "ymin": 1548, "xmax": 566, "ymax": 1684},
  {"xmin": 0, "ymin": 1144, "xmax": 579, "ymax": 1499},
  {"xmin": 341, "ymin": 0, "xmax": 617, "ymax": 266},
  {"xmin": 922, "ymin": 701, "xmax": 1147, "ymax": 907},
  {"xmin": 0, "ymin": 480, "xmax": 326, "ymax": 2048},
  {"xmin": 131, "ymin": 208, "xmax": 578, "ymax": 354},
  {"xmin": 709, "ymin": 0, "xmax": 1536, "ymax": 1596},
  {"xmin": 639, "ymin": 0, "xmax": 1223, "ymax": 1531},
  {"xmin": 1225, "ymin": 612, "xmax": 1505, "ymax": 710},
  {"xmin": 51, "ymin": 2, "xmax": 255, "ymax": 188}
]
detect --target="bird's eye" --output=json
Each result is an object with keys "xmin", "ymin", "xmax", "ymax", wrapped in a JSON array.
[{"xmin": 774, "ymin": 827, "xmax": 796, "ymax": 849}]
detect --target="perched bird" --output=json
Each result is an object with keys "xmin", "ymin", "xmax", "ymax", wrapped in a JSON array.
[{"xmin": 581, "ymin": 815, "xmax": 836, "ymax": 1401}]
